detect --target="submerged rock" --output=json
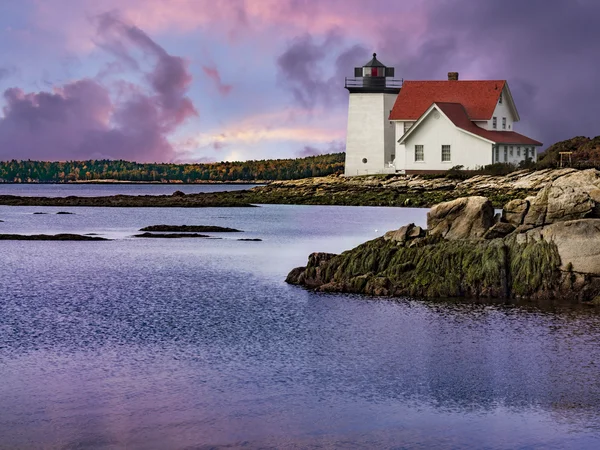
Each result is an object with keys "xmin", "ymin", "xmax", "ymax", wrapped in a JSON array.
[
  {"xmin": 56, "ymin": 211, "xmax": 74, "ymax": 215},
  {"xmin": 237, "ymin": 238, "xmax": 262, "ymax": 241},
  {"xmin": 0, "ymin": 233, "xmax": 109, "ymax": 241},
  {"xmin": 134, "ymin": 232, "xmax": 210, "ymax": 238},
  {"xmin": 139, "ymin": 225, "xmax": 242, "ymax": 232}
]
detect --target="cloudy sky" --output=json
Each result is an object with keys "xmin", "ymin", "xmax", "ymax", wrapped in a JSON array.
[{"xmin": 0, "ymin": 0, "xmax": 598, "ymax": 163}]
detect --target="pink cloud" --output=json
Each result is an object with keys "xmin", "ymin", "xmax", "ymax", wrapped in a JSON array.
[
  {"xmin": 202, "ymin": 66, "xmax": 233, "ymax": 96},
  {"xmin": 30, "ymin": 0, "xmax": 430, "ymax": 52}
]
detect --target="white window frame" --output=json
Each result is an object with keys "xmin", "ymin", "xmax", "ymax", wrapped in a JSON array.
[
  {"xmin": 499, "ymin": 93, "xmax": 503, "ymax": 104},
  {"xmin": 414, "ymin": 145, "xmax": 424, "ymax": 162},
  {"xmin": 517, "ymin": 147, "xmax": 521, "ymax": 158},
  {"xmin": 502, "ymin": 118, "xmax": 506, "ymax": 130},
  {"xmin": 492, "ymin": 117, "xmax": 497, "ymax": 129},
  {"xmin": 508, "ymin": 145, "xmax": 513, "ymax": 157},
  {"xmin": 441, "ymin": 145, "xmax": 451, "ymax": 162}
]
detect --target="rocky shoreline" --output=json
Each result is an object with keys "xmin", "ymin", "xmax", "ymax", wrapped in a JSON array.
[
  {"xmin": 0, "ymin": 190, "xmax": 255, "ymax": 207},
  {"xmin": 286, "ymin": 169, "xmax": 600, "ymax": 304},
  {"xmin": 0, "ymin": 168, "xmax": 583, "ymax": 208}
]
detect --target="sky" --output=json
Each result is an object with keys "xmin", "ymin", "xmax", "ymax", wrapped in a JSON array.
[{"xmin": 0, "ymin": 0, "xmax": 598, "ymax": 163}]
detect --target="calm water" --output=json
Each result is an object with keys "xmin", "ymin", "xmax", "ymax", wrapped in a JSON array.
[
  {"xmin": 0, "ymin": 183, "xmax": 260, "ymax": 197},
  {"xmin": 1, "ymin": 190, "xmax": 600, "ymax": 449}
]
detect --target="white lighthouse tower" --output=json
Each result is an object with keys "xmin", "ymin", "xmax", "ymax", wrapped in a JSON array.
[{"xmin": 344, "ymin": 53, "xmax": 401, "ymax": 176}]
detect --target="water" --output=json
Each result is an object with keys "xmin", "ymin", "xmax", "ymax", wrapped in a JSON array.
[
  {"xmin": 1, "ymin": 191, "xmax": 600, "ymax": 449},
  {"xmin": 0, "ymin": 183, "xmax": 260, "ymax": 197}
]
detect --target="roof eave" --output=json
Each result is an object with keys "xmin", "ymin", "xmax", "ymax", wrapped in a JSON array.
[{"xmin": 503, "ymin": 81, "xmax": 521, "ymax": 122}]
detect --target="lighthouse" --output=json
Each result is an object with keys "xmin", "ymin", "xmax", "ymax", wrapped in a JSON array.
[{"xmin": 344, "ymin": 53, "xmax": 401, "ymax": 176}]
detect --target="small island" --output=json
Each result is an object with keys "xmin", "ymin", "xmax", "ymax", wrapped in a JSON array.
[
  {"xmin": 0, "ymin": 233, "xmax": 110, "ymax": 241},
  {"xmin": 139, "ymin": 225, "xmax": 242, "ymax": 232}
]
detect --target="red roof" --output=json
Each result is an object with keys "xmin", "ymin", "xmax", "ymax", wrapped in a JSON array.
[
  {"xmin": 435, "ymin": 102, "xmax": 542, "ymax": 145},
  {"xmin": 390, "ymin": 80, "xmax": 506, "ymax": 121}
]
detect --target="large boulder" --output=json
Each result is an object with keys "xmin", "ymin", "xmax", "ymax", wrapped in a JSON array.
[
  {"xmin": 538, "ymin": 219, "xmax": 600, "ymax": 275},
  {"xmin": 522, "ymin": 169, "xmax": 600, "ymax": 227},
  {"xmin": 427, "ymin": 196, "xmax": 494, "ymax": 240}
]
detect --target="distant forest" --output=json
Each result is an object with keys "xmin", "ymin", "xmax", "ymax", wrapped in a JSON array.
[{"xmin": 0, "ymin": 153, "xmax": 345, "ymax": 183}]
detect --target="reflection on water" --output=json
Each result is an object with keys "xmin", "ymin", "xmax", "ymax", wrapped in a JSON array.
[{"xmin": 1, "ymin": 201, "xmax": 599, "ymax": 449}]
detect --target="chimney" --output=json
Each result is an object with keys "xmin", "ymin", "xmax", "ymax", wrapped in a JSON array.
[{"xmin": 448, "ymin": 72, "xmax": 459, "ymax": 81}]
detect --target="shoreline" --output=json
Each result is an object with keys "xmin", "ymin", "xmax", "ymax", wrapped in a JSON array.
[
  {"xmin": 0, "ymin": 168, "xmax": 589, "ymax": 208},
  {"xmin": 0, "ymin": 180, "xmax": 268, "ymax": 185}
]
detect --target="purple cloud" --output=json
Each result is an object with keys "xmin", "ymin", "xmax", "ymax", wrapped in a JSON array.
[
  {"xmin": 202, "ymin": 66, "xmax": 233, "ymax": 96},
  {"xmin": 295, "ymin": 140, "xmax": 345, "ymax": 157},
  {"xmin": 0, "ymin": 13, "xmax": 197, "ymax": 162},
  {"xmin": 277, "ymin": 31, "xmax": 368, "ymax": 109}
]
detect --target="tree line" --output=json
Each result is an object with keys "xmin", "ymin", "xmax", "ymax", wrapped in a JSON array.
[{"xmin": 0, "ymin": 153, "xmax": 345, "ymax": 183}]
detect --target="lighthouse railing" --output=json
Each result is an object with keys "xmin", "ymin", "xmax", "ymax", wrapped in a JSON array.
[{"xmin": 344, "ymin": 77, "xmax": 403, "ymax": 89}]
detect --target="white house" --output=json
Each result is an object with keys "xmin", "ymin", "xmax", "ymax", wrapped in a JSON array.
[{"xmin": 344, "ymin": 56, "xmax": 542, "ymax": 176}]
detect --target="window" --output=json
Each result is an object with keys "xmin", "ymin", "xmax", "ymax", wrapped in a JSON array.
[
  {"xmin": 492, "ymin": 117, "xmax": 497, "ymax": 129},
  {"xmin": 495, "ymin": 146, "xmax": 499, "ymax": 162},
  {"xmin": 508, "ymin": 145, "xmax": 513, "ymax": 157},
  {"xmin": 499, "ymin": 92, "xmax": 503, "ymax": 104},
  {"xmin": 502, "ymin": 118, "xmax": 506, "ymax": 130},
  {"xmin": 504, "ymin": 146, "xmax": 508, "ymax": 161},
  {"xmin": 441, "ymin": 145, "xmax": 451, "ymax": 162},
  {"xmin": 415, "ymin": 145, "xmax": 424, "ymax": 162},
  {"xmin": 404, "ymin": 122, "xmax": 413, "ymax": 133},
  {"xmin": 524, "ymin": 148, "xmax": 528, "ymax": 159},
  {"xmin": 517, "ymin": 147, "xmax": 521, "ymax": 157}
]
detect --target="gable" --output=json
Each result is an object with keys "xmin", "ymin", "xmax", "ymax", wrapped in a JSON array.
[
  {"xmin": 400, "ymin": 102, "xmax": 542, "ymax": 146},
  {"xmin": 390, "ymin": 80, "xmax": 506, "ymax": 121}
]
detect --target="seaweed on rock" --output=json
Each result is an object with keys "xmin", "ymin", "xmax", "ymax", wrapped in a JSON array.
[{"xmin": 288, "ymin": 236, "xmax": 563, "ymax": 300}]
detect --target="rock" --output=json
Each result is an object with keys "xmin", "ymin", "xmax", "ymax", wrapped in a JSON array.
[
  {"xmin": 56, "ymin": 211, "xmax": 74, "ymax": 215},
  {"xmin": 503, "ymin": 199, "xmax": 529, "ymax": 227},
  {"xmin": 133, "ymin": 232, "xmax": 210, "ymax": 238},
  {"xmin": 538, "ymin": 219, "xmax": 600, "ymax": 275},
  {"xmin": 238, "ymin": 238, "xmax": 262, "ymax": 241},
  {"xmin": 172, "ymin": 190, "xmax": 186, "ymax": 197},
  {"xmin": 0, "ymin": 233, "xmax": 109, "ymax": 241},
  {"xmin": 427, "ymin": 196, "xmax": 494, "ymax": 240},
  {"xmin": 522, "ymin": 169, "xmax": 600, "ymax": 226},
  {"xmin": 484, "ymin": 222, "xmax": 516, "ymax": 239},
  {"xmin": 140, "ymin": 225, "xmax": 242, "ymax": 233},
  {"xmin": 287, "ymin": 195, "xmax": 600, "ymax": 302},
  {"xmin": 384, "ymin": 224, "xmax": 425, "ymax": 245}
]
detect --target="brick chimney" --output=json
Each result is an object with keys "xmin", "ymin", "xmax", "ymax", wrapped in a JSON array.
[{"xmin": 448, "ymin": 72, "xmax": 459, "ymax": 81}]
